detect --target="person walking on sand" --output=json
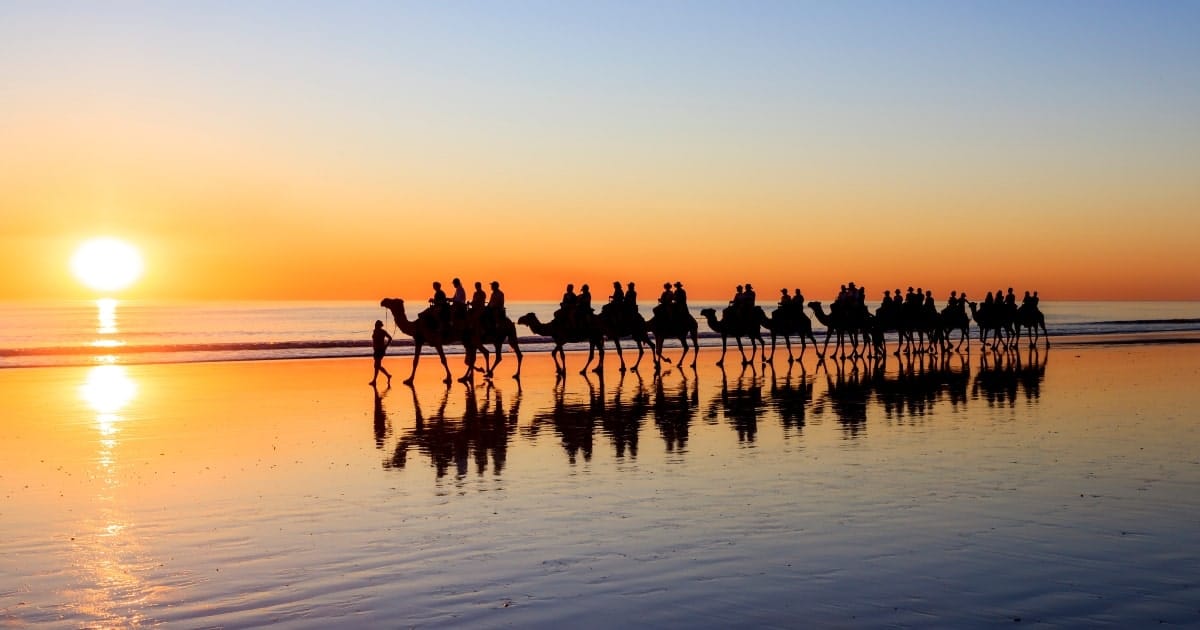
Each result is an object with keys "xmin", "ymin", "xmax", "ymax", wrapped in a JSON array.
[{"xmin": 369, "ymin": 319, "xmax": 393, "ymax": 387}]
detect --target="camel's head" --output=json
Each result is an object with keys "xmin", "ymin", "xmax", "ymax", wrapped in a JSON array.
[
  {"xmin": 516, "ymin": 313, "xmax": 537, "ymax": 327},
  {"xmin": 806, "ymin": 301, "xmax": 822, "ymax": 309},
  {"xmin": 380, "ymin": 297, "xmax": 404, "ymax": 310},
  {"xmin": 699, "ymin": 308, "xmax": 716, "ymax": 318}
]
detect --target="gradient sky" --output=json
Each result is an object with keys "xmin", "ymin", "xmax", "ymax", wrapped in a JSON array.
[{"xmin": 2, "ymin": 1, "xmax": 1198, "ymax": 301}]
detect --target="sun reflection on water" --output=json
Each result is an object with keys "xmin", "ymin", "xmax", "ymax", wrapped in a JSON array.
[
  {"xmin": 81, "ymin": 365, "xmax": 137, "ymax": 416},
  {"xmin": 97, "ymin": 298, "xmax": 119, "ymax": 334},
  {"xmin": 69, "ymin": 364, "xmax": 154, "ymax": 624}
]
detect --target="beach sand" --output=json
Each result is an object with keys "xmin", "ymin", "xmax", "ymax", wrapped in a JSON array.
[{"xmin": 2, "ymin": 341, "xmax": 1199, "ymax": 627}]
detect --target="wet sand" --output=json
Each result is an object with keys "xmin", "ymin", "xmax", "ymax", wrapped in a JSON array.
[{"xmin": 2, "ymin": 342, "xmax": 1199, "ymax": 627}]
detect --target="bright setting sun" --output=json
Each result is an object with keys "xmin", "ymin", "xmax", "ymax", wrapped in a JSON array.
[{"xmin": 70, "ymin": 237, "xmax": 144, "ymax": 293}]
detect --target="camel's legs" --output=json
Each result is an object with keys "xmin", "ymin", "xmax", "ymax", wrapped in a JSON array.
[
  {"xmin": 717, "ymin": 335, "xmax": 729, "ymax": 367},
  {"xmin": 611, "ymin": 338, "xmax": 626, "ymax": 372},
  {"xmin": 404, "ymin": 342, "xmax": 424, "ymax": 386},
  {"xmin": 734, "ymin": 336, "xmax": 749, "ymax": 365},
  {"xmin": 552, "ymin": 345, "xmax": 565, "ymax": 375},
  {"xmin": 435, "ymin": 346, "xmax": 452, "ymax": 384},
  {"xmin": 510, "ymin": 338, "xmax": 524, "ymax": 379}
]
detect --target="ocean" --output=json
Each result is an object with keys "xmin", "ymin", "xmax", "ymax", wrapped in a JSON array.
[{"xmin": 1, "ymin": 299, "xmax": 1198, "ymax": 369}]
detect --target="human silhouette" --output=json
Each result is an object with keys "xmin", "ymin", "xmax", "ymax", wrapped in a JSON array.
[
  {"xmin": 672, "ymin": 282, "xmax": 688, "ymax": 313},
  {"xmin": 624, "ymin": 282, "xmax": 638, "ymax": 314},
  {"xmin": 487, "ymin": 281, "xmax": 506, "ymax": 323},
  {"xmin": 369, "ymin": 319, "xmax": 393, "ymax": 386},
  {"xmin": 471, "ymin": 281, "xmax": 487, "ymax": 311},
  {"xmin": 609, "ymin": 281, "xmax": 624, "ymax": 305},
  {"xmin": 659, "ymin": 282, "xmax": 674, "ymax": 307}
]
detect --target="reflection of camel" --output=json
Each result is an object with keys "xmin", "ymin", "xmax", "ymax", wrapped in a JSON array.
[
  {"xmin": 705, "ymin": 364, "xmax": 765, "ymax": 442},
  {"xmin": 517, "ymin": 313, "xmax": 606, "ymax": 376},
  {"xmin": 381, "ymin": 298, "xmax": 478, "ymax": 385},
  {"xmin": 973, "ymin": 346, "xmax": 1048, "ymax": 406},
  {"xmin": 815, "ymin": 361, "xmax": 871, "ymax": 438},
  {"xmin": 810, "ymin": 351, "xmax": 978, "ymax": 436},
  {"xmin": 653, "ymin": 369, "xmax": 699, "ymax": 452},
  {"xmin": 766, "ymin": 362, "xmax": 812, "ymax": 432},
  {"xmin": 385, "ymin": 383, "xmax": 518, "ymax": 478},
  {"xmin": 600, "ymin": 372, "xmax": 650, "ymax": 459},
  {"xmin": 647, "ymin": 308, "xmax": 700, "ymax": 369},
  {"xmin": 807, "ymin": 301, "xmax": 865, "ymax": 359},
  {"xmin": 526, "ymin": 375, "xmax": 602, "ymax": 464},
  {"xmin": 1014, "ymin": 303, "xmax": 1049, "ymax": 347},
  {"xmin": 759, "ymin": 306, "xmax": 819, "ymax": 364},
  {"xmin": 700, "ymin": 307, "xmax": 766, "ymax": 367},
  {"xmin": 597, "ymin": 307, "xmax": 654, "ymax": 373}
]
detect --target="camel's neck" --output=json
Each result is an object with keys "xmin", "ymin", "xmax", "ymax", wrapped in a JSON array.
[
  {"xmin": 703, "ymin": 312, "xmax": 722, "ymax": 330},
  {"xmin": 809, "ymin": 305, "xmax": 831, "ymax": 325},
  {"xmin": 389, "ymin": 307, "xmax": 417, "ymax": 335},
  {"xmin": 526, "ymin": 316, "xmax": 553, "ymax": 336}
]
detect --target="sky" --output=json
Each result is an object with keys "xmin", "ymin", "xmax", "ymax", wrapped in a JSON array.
[{"xmin": 2, "ymin": 1, "xmax": 1198, "ymax": 301}]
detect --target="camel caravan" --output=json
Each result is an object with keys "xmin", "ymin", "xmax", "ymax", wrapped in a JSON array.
[{"xmin": 380, "ymin": 279, "xmax": 1048, "ymax": 384}]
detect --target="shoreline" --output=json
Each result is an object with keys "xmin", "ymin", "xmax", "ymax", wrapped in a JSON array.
[{"xmin": 3, "ymin": 328, "xmax": 1199, "ymax": 371}]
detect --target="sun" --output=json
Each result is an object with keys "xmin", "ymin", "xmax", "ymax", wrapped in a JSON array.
[{"xmin": 71, "ymin": 237, "xmax": 144, "ymax": 293}]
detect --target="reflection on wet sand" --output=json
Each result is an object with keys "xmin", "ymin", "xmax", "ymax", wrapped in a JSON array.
[
  {"xmin": 71, "ymin": 365, "xmax": 153, "ymax": 625},
  {"xmin": 706, "ymin": 365, "xmax": 766, "ymax": 443},
  {"xmin": 377, "ymin": 348, "xmax": 1049, "ymax": 476},
  {"xmin": 380, "ymin": 384, "xmax": 520, "ymax": 479},
  {"xmin": 767, "ymin": 362, "xmax": 813, "ymax": 435},
  {"xmin": 973, "ymin": 346, "xmax": 1048, "ymax": 407},
  {"xmin": 653, "ymin": 368, "xmax": 699, "ymax": 453}
]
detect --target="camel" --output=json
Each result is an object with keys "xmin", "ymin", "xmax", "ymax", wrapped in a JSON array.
[
  {"xmin": 699, "ymin": 306, "xmax": 766, "ymax": 367},
  {"xmin": 646, "ymin": 307, "xmax": 700, "ymax": 370},
  {"xmin": 517, "ymin": 312, "xmax": 606, "ymax": 376},
  {"xmin": 939, "ymin": 299, "xmax": 971, "ymax": 352},
  {"xmin": 1014, "ymin": 302, "xmax": 1049, "ymax": 347},
  {"xmin": 472, "ymin": 311, "xmax": 524, "ymax": 379},
  {"xmin": 381, "ymin": 298, "xmax": 480, "ymax": 385},
  {"xmin": 807, "ymin": 301, "xmax": 867, "ymax": 360},
  {"xmin": 758, "ymin": 304, "xmax": 819, "ymax": 364},
  {"xmin": 967, "ymin": 301, "xmax": 1012, "ymax": 350},
  {"xmin": 597, "ymin": 306, "xmax": 655, "ymax": 372}
]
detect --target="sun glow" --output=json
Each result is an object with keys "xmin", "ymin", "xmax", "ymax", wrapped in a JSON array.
[{"xmin": 71, "ymin": 238, "xmax": 143, "ymax": 293}]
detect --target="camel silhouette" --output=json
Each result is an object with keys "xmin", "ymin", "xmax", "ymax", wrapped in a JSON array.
[
  {"xmin": 758, "ymin": 304, "xmax": 819, "ymax": 364},
  {"xmin": 1014, "ymin": 302, "xmax": 1049, "ymax": 347},
  {"xmin": 597, "ymin": 305, "xmax": 655, "ymax": 373},
  {"xmin": 517, "ymin": 312, "xmax": 606, "ymax": 376},
  {"xmin": 699, "ymin": 306, "xmax": 766, "ymax": 367},
  {"xmin": 646, "ymin": 307, "xmax": 700, "ymax": 370},
  {"xmin": 938, "ymin": 299, "xmax": 971, "ymax": 352},
  {"xmin": 381, "ymin": 298, "xmax": 480, "ymax": 385},
  {"xmin": 806, "ymin": 301, "xmax": 867, "ymax": 360},
  {"xmin": 967, "ymin": 301, "xmax": 1014, "ymax": 350},
  {"xmin": 472, "ymin": 311, "xmax": 524, "ymax": 380}
]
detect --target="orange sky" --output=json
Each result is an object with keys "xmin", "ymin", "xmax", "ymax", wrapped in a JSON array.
[{"xmin": 2, "ymin": 5, "xmax": 1198, "ymax": 302}]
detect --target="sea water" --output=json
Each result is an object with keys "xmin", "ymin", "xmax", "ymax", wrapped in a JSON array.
[{"xmin": 0, "ymin": 299, "xmax": 1197, "ymax": 368}]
